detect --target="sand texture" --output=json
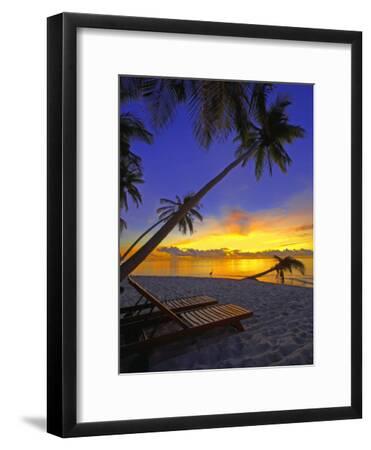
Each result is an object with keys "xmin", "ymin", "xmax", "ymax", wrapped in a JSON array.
[{"xmin": 120, "ymin": 276, "xmax": 313, "ymax": 372}]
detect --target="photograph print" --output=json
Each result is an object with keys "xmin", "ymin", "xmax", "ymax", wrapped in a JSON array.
[{"xmin": 119, "ymin": 76, "xmax": 313, "ymax": 374}]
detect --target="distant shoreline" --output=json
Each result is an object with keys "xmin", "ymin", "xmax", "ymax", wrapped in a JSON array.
[{"xmin": 128, "ymin": 273, "xmax": 313, "ymax": 289}]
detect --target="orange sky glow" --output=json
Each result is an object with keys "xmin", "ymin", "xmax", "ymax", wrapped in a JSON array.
[{"xmin": 121, "ymin": 192, "xmax": 313, "ymax": 260}]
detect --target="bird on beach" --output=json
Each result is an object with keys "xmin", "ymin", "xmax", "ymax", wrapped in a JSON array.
[{"xmin": 209, "ymin": 270, "xmax": 213, "ymax": 277}]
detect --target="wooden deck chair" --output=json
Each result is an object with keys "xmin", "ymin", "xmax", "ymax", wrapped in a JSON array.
[
  {"xmin": 121, "ymin": 277, "xmax": 218, "ymax": 326},
  {"xmin": 121, "ymin": 276, "xmax": 253, "ymax": 353}
]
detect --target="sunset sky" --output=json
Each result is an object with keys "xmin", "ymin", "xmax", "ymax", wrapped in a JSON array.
[{"xmin": 120, "ymin": 79, "xmax": 313, "ymax": 260}]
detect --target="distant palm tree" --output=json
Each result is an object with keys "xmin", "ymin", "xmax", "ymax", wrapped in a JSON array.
[
  {"xmin": 244, "ymin": 256, "xmax": 305, "ymax": 283},
  {"xmin": 120, "ymin": 87, "xmax": 304, "ymax": 280},
  {"xmin": 120, "ymin": 113, "xmax": 153, "ymax": 232},
  {"xmin": 121, "ymin": 194, "xmax": 203, "ymax": 261}
]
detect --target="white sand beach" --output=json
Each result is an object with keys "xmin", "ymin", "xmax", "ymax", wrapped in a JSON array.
[{"xmin": 120, "ymin": 276, "xmax": 313, "ymax": 372}]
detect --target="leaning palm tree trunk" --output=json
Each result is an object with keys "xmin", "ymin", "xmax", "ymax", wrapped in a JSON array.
[
  {"xmin": 121, "ymin": 218, "xmax": 164, "ymax": 262},
  {"xmin": 243, "ymin": 266, "xmax": 277, "ymax": 280},
  {"xmin": 120, "ymin": 151, "xmax": 251, "ymax": 280}
]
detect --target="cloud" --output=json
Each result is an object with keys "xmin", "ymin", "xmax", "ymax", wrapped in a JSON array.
[
  {"xmin": 221, "ymin": 209, "xmax": 252, "ymax": 234},
  {"xmin": 163, "ymin": 189, "xmax": 314, "ymax": 253},
  {"xmin": 216, "ymin": 206, "xmax": 312, "ymax": 239},
  {"xmin": 158, "ymin": 246, "xmax": 313, "ymax": 258},
  {"xmin": 293, "ymin": 224, "xmax": 313, "ymax": 232},
  {"xmin": 158, "ymin": 247, "xmax": 228, "ymax": 258},
  {"xmin": 231, "ymin": 248, "xmax": 313, "ymax": 258}
]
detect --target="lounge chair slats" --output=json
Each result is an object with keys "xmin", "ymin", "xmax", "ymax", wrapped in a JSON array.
[
  {"xmin": 227, "ymin": 305, "xmax": 248, "ymax": 315},
  {"xmin": 175, "ymin": 300, "xmax": 186, "ymax": 307},
  {"xmin": 179, "ymin": 304, "xmax": 251, "ymax": 328},
  {"xmin": 167, "ymin": 299, "xmax": 181, "ymax": 308},
  {"xmin": 202, "ymin": 307, "xmax": 230, "ymax": 321},
  {"xmin": 177, "ymin": 299, "xmax": 189, "ymax": 306},
  {"xmin": 182, "ymin": 311, "xmax": 205, "ymax": 326},
  {"xmin": 202, "ymin": 307, "xmax": 229, "ymax": 321},
  {"xmin": 190, "ymin": 309, "xmax": 213, "ymax": 323},
  {"xmin": 122, "ymin": 277, "xmax": 253, "ymax": 353},
  {"xmin": 193, "ymin": 307, "xmax": 225, "ymax": 323},
  {"xmin": 122, "ymin": 291, "xmax": 218, "ymax": 325},
  {"xmin": 188, "ymin": 310, "xmax": 210, "ymax": 325}
]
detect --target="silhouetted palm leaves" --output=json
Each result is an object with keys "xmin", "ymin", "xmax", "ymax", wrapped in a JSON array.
[
  {"xmin": 235, "ymin": 88, "xmax": 305, "ymax": 179},
  {"xmin": 273, "ymin": 255, "xmax": 305, "ymax": 283},
  {"xmin": 156, "ymin": 194, "xmax": 203, "ymax": 235},
  {"xmin": 120, "ymin": 79, "xmax": 305, "ymax": 279},
  {"xmin": 120, "ymin": 113, "xmax": 153, "ymax": 229},
  {"xmin": 246, "ymin": 255, "xmax": 305, "ymax": 283},
  {"xmin": 120, "ymin": 169, "xmax": 143, "ymax": 211},
  {"xmin": 120, "ymin": 77, "xmax": 268, "ymax": 149},
  {"xmin": 121, "ymin": 194, "xmax": 203, "ymax": 261}
]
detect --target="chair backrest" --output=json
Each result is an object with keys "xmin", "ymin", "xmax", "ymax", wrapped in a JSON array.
[{"xmin": 128, "ymin": 276, "xmax": 189, "ymax": 329}]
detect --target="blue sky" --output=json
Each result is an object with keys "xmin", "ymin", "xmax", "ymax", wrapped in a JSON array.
[{"xmin": 120, "ymin": 78, "xmax": 313, "ymax": 254}]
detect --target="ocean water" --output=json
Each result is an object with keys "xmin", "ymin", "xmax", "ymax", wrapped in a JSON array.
[{"xmin": 132, "ymin": 256, "xmax": 313, "ymax": 288}]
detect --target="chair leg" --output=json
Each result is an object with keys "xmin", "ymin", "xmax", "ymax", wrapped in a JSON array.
[{"xmin": 233, "ymin": 321, "xmax": 245, "ymax": 332}]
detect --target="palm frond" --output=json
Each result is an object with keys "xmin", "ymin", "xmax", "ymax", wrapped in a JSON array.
[
  {"xmin": 156, "ymin": 206, "xmax": 174, "ymax": 214},
  {"xmin": 185, "ymin": 216, "xmax": 194, "ymax": 234},
  {"xmin": 285, "ymin": 257, "xmax": 305, "ymax": 275},
  {"xmin": 273, "ymin": 256, "xmax": 305, "ymax": 277},
  {"xmin": 256, "ymin": 147, "xmax": 267, "ymax": 180},
  {"xmin": 155, "ymin": 193, "xmax": 203, "ymax": 235},
  {"xmin": 120, "ymin": 113, "xmax": 153, "ymax": 147},
  {"xmin": 142, "ymin": 78, "xmax": 186, "ymax": 129},
  {"xmin": 178, "ymin": 218, "xmax": 187, "ymax": 234},
  {"xmin": 120, "ymin": 217, "xmax": 127, "ymax": 230},
  {"xmin": 159, "ymin": 198, "xmax": 178, "ymax": 206},
  {"xmin": 249, "ymin": 83, "xmax": 273, "ymax": 124},
  {"xmin": 157, "ymin": 210, "xmax": 173, "ymax": 220},
  {"xmin": 187, "ymin": 80, "xmax": 252, "ymax": 148},
  {"xmin": 119, "ymin": 112, "xmax": 153, "ymax": 212},
  {"xmin": 234, "ymin": 88, "xmax": 304, "ymax": 180},
  {"xmin": 120, "ymin": 77, "xmax": 145, "ymax": 101},
  {"xmin": 189, "ymin": 209, "xmax": 203, "ymax": 222}
]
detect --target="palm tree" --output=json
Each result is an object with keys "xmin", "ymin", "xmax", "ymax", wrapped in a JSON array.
[
  {"xmin": 120, "ymin": 77, "xmax": 264, "ymax": 148},
  {"xmin": 120, "ymin": 168, "xmax": 143, "ymax": 223},
  {"xmin": 157, "ymin": 194, "xmax": 203, "ymax": 234},
  {"xmin": 120, "ymin": 88, "xmax": 304, "ymax": 280},
  {"xmin": 120, "ymin": 112, "xmax": 153, "ymax": 151},
  {"xmin": 244, "ymin": 256, "xmax": 305, "ymax": 283},
  {"xmin": 120, "ymin": 113, "xmax": 153, "ymax": 231},
  {"xmin": 121, "ymin": 194, "xmax": 203, "ymax": 261}
]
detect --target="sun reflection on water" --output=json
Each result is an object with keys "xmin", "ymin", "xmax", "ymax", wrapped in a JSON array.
[{"xmin": 132, "ymin": 256, "xmax": 313, "ymax": 287}]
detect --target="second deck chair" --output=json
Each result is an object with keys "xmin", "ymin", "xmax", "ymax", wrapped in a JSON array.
[
  {"xmin": 122, "ymin": 276, "xmax": 253, "ymax": 353},
  {"xmin": 121, "ymin": 277, "xmax": 218, "ymax": 325}
]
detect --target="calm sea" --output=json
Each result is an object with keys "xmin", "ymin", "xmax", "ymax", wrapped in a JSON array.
[{"xmin": 133, "ymin": 256, "xmax": 313, "ymax": 288}]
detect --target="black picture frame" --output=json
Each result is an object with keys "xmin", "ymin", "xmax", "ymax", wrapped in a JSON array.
[{"xmin": 47, "ymin": 12, "xmax": 362, "ymax": 438}]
